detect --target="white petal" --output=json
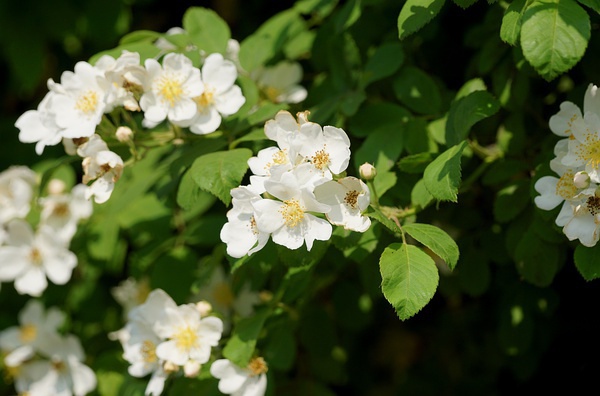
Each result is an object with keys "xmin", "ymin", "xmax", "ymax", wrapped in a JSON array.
[{"xmin": 14, "ymin": 267, "xmax": 48, "ymax": 297}]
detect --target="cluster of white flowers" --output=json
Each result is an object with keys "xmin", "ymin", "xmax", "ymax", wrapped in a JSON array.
[
  {"xmin": 220, "ymin": 110, "xmax": 371, "ymax": 258},
  {"xmin": 0, "ymin": 167, "xmax": 91, "ymax": 296},
  {"xmin": 0, "ymin": 300, "xmax": 96, "ymax": 396},
  {"xmin": 535, "ymin": 83, "xmax": 600, "ymax": 246}
]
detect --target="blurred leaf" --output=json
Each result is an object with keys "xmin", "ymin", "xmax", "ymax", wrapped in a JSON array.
[
  {"xmin": 515, "ymin": 230, "xmax": 560, "ymax": 287},
  {"xmin": 335, "ymin": 0, "xmax": 362, "ymax": 32},
  {"xmin": 183, "ymin": 7, "xmax": 230, "ymax": 54},
  {"xmin": 520, "ymin": 0, "xmax": 590, "ymax": 80},
  {"xmin": 150, "ymin": 247, "xmax": 198, "ymax": 304},
  {"xmin": 354, "ymin": 129, "xmax": 404, "ymax": 172},
  {"xmin": 398, "ymin": 152, "xmax": 436, "ymax": 174},
  {"xmin": 190, "ymin": 149, "xmax": 252, "ymax": 205},
  {"xmin": 397, "ymin": 0, "xmax": 445, "ymax": 40},
  {"xmin": 347, "ymin": 102, "xmax": 410, "ymax": 138},
  {"xmin": 263, "ymin": 320, "xmax": 296, "ymax": 370},
  {"xmin": 445, "ymin": 90, "xmax": 500, "ymax": 146},
  {"xmin": 119, "ymin": 30, "xmax": 161, "ymax": 44},
  {"xmin": 379, "ymin": 243, "xmax": 439, "ymax": 320},
  {"xmin": 393, "ymin": 66, "xmax": 442, "ymax": 115},
  {"xmin": 578, "ymin": 0, "xmax": 600, "ymax": 13},
  {"xmin": 223, "ymin": 307, "xmax": 271, "ymax": 367},
  {"xmin": 362, "ymin": 42, "xmax": 404, "ymax": 86},
  {"xmin": 493, "ymin": 180, "xmax": 530, "ymax": 223},
  {"xmin": 453, "ymin": 0, "xmax": 479, "ymax": 7},
  {"xmin": 423, "ymin": 140, "xmax": 467, "ymax": 202},
  {"xmin": 457, "ymin": 249, "xmax": 490, "ymax": 297},
  {"xmin": 403, "ymin": 223, "xmax": 459, "ymax": 269},
  {"xmin": 574, "ymin": 244, "xmax": 600, "ymax": 281},
  {"xmin": 501, "ymin": 0, "xmax": 527, "ymax": 45}
]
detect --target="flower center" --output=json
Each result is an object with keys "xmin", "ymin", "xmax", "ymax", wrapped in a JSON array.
[
  {"xmin": 555, "ymin": 171, "xmax": 577, "ymax": 200},
  {"xmin": 135, "ymin": 279, "xmax": 151, "ymax": 305},
  {"xmin": 52, "ymin": 202, "xmax": 70, "ymax": 217},
  {"xmin": 51, "ymin": 359, "xmax": 67, "ymax": 373},
  {"xmin": 280, "ymin": 199, "xmax": 305, "ymax": 228},
  {"xmin": 264, "ymin": 87, "xmax": 281, "ymax": 102},
  {"xmin": 577, "ymin": 133, "xmax": 600, "ymax": 169},
  {"xmin": 174, "ymin": 326, "xmax": 199, "ymax": 351},
  {"xmin": 247, "ymin": 357, "xmax": 268, "ymax": 376},
  {"xmin": 19, "ymin": 324, "xmax": 37, "ymax": 343},
  {"xmin": 75, "ymin": 90, "xmax": 99, "ymax": 114},
  {"xmin": 344, "ymin": 190, "xmax": 360, "ymax": 209},
  {"xmin": 312, "ymin": 148, "xmax": 330, "ymax": 170},
  {"xmin": 272, "ymin": 150, "xmax": 288, "ymax": 166},
  {"xmin": 587, "ymin": 196, "xmax": 600, "ymax": 216},
  {"xmin": 249, "ymin": 216, "xmax": 259, "ymax": 235},
  {"xmin": 29, "ymin": 248, "xmax": 43, "ymax": 266},
  {"xmin": 157, "ymin": 75, "xmax": 184, "ymax": 107},
  {"xmin": 213, "ymin": 282, "xmax": 235, "ymax": 308},
  {"xmin": 141, "ymin": 340, "xmax": 157, "ymax": 363},
  {"xmin": 194, "ymin": 86, "xmax": 215, "ymax": 110}
]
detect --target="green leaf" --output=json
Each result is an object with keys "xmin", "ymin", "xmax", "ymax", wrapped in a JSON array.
[
  {"xmin": 398, "ymin": 0, "xmax": 445, "ymax": 40},
  {"xmin": 393, "ymin": 66, "xmax": 442, "ymax": 115},
  {"xmin": 403, "ymin": 223, "xmax": 459, "ymax": 270},
  {"xmin": 520, "ymin": 0, "xmax": 590, "ymax": 81},
  {"xmin": 379, "ymin": 243, "xmax": 439, "ymax": 320},
  {"xmin": 578, "ymin": 0, "xmax": 600, "ymax": 14},
  {"xmin": 500, "ymin": 0, "xmax": 527, "ymax": 45},
  {"xmin": 119, "ymin": 30, "xmax": 161, "ymax": 45},
  {"xmin": 411, "ymin": 179, "xmax": 434, "ymax": 210},
  {"xmin": 190, "ymin": 149, "xmax": 252, "ymax": 205},
  {"xmin": 335, "ymin": 0, "xmax": 362, "ymax": 32},
  {"xmin": 176, "ymin": 169, "xmax": 216, "ymax": 212},
  {"xmin": 89, "ymin": 42, "xmax": 161, "ymax": 64},
  {"xmin": 574, "ymin": 244, "xmax": 600, "ymax": 281},
  {"xmin": 347, "ymin": 102, "xmax": 411, "ymax": 138},
  {"xmin": 453, "ymin": 0, "xmax": 478, "ymax": 8},
  {"xmin": 515, "ymin": 230, "xmax": 560, "ymax": 287},
  {"xmin": 445, "ymin": 90, "xmax": 500, "ymax": 146},
  {"xmin": 493, "ymin": 180, "xmax": 530, "ymax": 223},
  {"xmin": 423, "ymin": 140, "xmax": 468, "ymax": 202},
  {"xmin": 223, "ymin": 308, "xmax": 271, "ymax": 367},
  {"xmin": 362, "ymin": 42, "xmax": 404, "ymax": 86},
  {"xmin": 354, "ymin": 129, "xmax": 404, "ymax": 173},
  {"xmin": 182, "ymin": 7, "xmax": 230, "ymax": 54},
  {"xmin": 150, "ymin": 247, "xmax": 198, "ymax": 304},
  {"xmin": 398, "ymin": 152, "xmax": 436, "ymax": 174}
]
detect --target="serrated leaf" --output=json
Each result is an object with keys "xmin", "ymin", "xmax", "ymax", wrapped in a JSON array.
[
  {"xmin": 520, "ymin": 0, "xmax": 590, "ymax": 81},
  {"xmin": 500, "ymin": 0, "xmax": 527, "ymax": 45},
  {"xmin": 411, "ymin": 179, "xmax": 434, "ymax": 210},
  {"xmin": 403, "ymin": 223, "xmax": 459, "ymax": 269},
  {"xmin": 398, "ymin": 0, "xmax": 445, "ymax": 40},
  {"xmin": 578, "ymin": 0, "xmax": 600, "ymax": 14},
  {"xmin": 182, "ymin": 7, "xmax": 230, "ymax": 54},
  {"xmin": 223, "ymin": 308, "xmax": 270, "ymax": 367},
  {"xmin": 367, "ymin": 207, "xmax": 402, "ymax": 235},
  {"xmin": 398, "ymin": 152, "xmax": 436, "ymax": 174},
  {"xmin": 379, "ymin": 243, "xmax": 439, "ymax": 320},
  {"xmin": 393, "ymin": 66, "xmax": 442, "ymax": 115},
  {"xmin": 190, "ymin": 149, "xmax": 252, "ymax": 205},
  {"xmin": 445, "ymin": 90, "xmax": 500, "ymax": 146},
  {"xmin": 574, "ymin": 244, "xmax": 600, "ymax": 281},
  {"xmin": 423, "ymin": 140, "xmax": 467, "ymax": 202}
]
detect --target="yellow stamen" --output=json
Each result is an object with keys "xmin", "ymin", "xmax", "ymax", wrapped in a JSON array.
[
  {"xmin": 157, "ymin": 76, "xmax": 184, "ymax": 107},
  {"xmin": 247, "ymin": 357, "xmax": 268, "ymax": 376},
  {"xmin": 194, "ymin": 87, "xmax": 215, "ymax": 110},
  {"xmin": 141, "ymin": 340, "xmax": 157, "ymax": 363},
  {"xmin": 280, "ymin": 199, "xmax": 305, "ymax": 228},
  {"xmin": 312, "ymin": 147, "xmax": 330, "ymax": 170},
  {"xmin": 555, "ymin": 171, "xmax": 577, "ymax": 200},
  {"xmin": 29, "ymin": 248, "xmax": 43, "ymax": 267},
  {"xmin": 344, "ymin": 190, "xmax": 360, "ymax": 209},
  {"xmin": 75, "ymin": 90, "xmax": 99, "ymax": 114},
  {"xmin": 264, "ymin": 87, "xmax": 281, "ymax": 102},
  {"xmin": 19, "ymin": 324, "xmax": 37, "ymax": 343},
  {"xmin": 576, "ymin": 132, "xmax": 600, "ymax": 169},
  {"xmin": 174, "ymin": 326, "xmax": 198, "ymax": 351}
]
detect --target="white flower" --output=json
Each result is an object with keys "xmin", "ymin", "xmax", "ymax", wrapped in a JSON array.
[
  {"xmin": 25, "ymin": 334, "xmax": 97, "ymax": 396},
  {"xmin": 314, "ymin": 177, "xmax": 371, "ymax": 232},
  {"xmin": 253, "ymin": 164, "xmax": 332, "ymax": 251},
  {"xmin": 0, "ymin": 166, "xmax": 37, "ymax": 224},
  {"xmin": 111, "ymin": 277, "xmax": 151, "ymax": 316},
  {"xmin": 210, "ymin": 357, "xmax": 268, "ymax": 396},
  {"xmin": 0, "ymin": 300, "xmax": 64, "ymax": 367},
  {"xmin": 0, "ymin": 220, "xmax": 77, "ymax": 296},
  {"xmin": 549, "ymin": 83, "xmax": 600, "ymax": 137},
  {"xmin": 263, "ymin": 110, "xmax": 309, "ymax": 153},
  {"xmin": 555, "ymin": 194, "xmax": 600, "ymax": 247},
  {"xmin": 561, "ymin": 111, "xmax": 600, "ymax": 183},
  {"xmin": 39, "ymin": 184, "xmax": 93, "ymax": 244},
  {"xmin": 140, "ymin": 53, "xmax": 204, "ymax": 127},
  {"xmin": 220, "ymin": 186, "xmax": 270, "ymax": 258},
  {"xmin": 154, "ymin": 303, "xmax": 223, "ymax": 366},
  {"xmin": 95, "ymin": 51, "xmax": 145, "ymax": 112},
  {"xmin": 78, "ymin": 135, "xmax": 124, "ymax": 204},
  {"xmin": 47, "ymin": 61, "xmax": 111, "ymax": 139},
  {"xmin": 15, "ymin": 92, "xmax": 63, "ymax": 155},
  {"xmin": 254, "ymin": 61, "xmax": 307, "ymax": 104},
  {"xmin": 297, "ymin": 122, "xmax": 351, "ymax": 176},
  {"xmin": 154, "ymin": 27, "xmax": 186, "ymax": 51},
  {"xmin": 178, "ymin": 53, "xmax": 245, "ymax": 135}
]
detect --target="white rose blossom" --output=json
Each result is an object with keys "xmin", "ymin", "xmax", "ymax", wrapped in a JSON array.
[
  {"xmin": 0, "ymin": 166, "xmax": 37, "ymax": 224},
  {"xmin": 95, "ymin": 51, "xmax": 145, "ymax": 112},
  {"xmin": 77, "ymin": 134, "xmax": 124, "ymax": 204},
  {"xmin": 254, "ymin": 61, "xmax": 307, "ymax": 104},
  {"xmin": 210, "ymin": 357, "xmax": 268, "ymax": 396},
  {"xmin": 314, "ymin": 177, "xmax": 371, "ymax": 232},
  {"xmin": 39, "ymin": 184, "xmax": 93, "ymax": 244}
]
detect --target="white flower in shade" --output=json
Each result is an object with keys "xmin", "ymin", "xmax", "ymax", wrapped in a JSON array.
[
  {"xmin": 549, "ymin": 83, "xmax": 600, "ymax": 137},
  {"xmin": 0, "ymin": 220, "xmax": 77, "ymax": 296},
  {"xmin": 314, "ymin": 177, "xmax": 371, "ymax": 232},
  {"xmin": 78, "ymin": 135, "xmax": 124, "ymax": 204},
  {"xmin": 95, "ymin": 51, "xmax": 145, "ymax": 112},
  {"xmin": 39, "ymin": 184, "xmax": 93, "ymax": 244},
  {"xmin": 210, "ymin": 357, "xmax": 268, "ymax": 396},
  {"xmin": 140, "ymin": 53, "xmax": 204, "ymax": 127},
  {"xmin": 154, "ymin": 303, "xmax": 223, "ymax": 367},
  {"xmin": 0, "ymin": 300, "xmax": 64, "ymax": 367},
  {"xmin": 254, "ymin": 61, "xmax": 307, "ymax": 104},
  {"xmin": 24, "ymin": 334, "xmax": 97, "ymax": 396},
  {"xmin": 555, "ymin": 194, "xmax": 600, "ymax": 247},
  {"xmin": 47, "ymin": 61, "xmax": 110, "ymax": 139},
  {"xmin": 253, "ymin": 164, "xmax": 332, "ymax": 251},
  {"xmin": 0, "ymin": 166, "xmax": 37, "ymax": 224},
  {"xmin": 297, "ymin": 122, "xmax": 351, "ymax": 176},
  {"xmin": 178, "ymin": 53, "xmax": 245, "ymax": 135},
  {"xmin": 15, "ymin": 91, "xmax": 63, "ymax": 155},
  {"xmin": 221, "ymin": 186, "xmax": 270, "ymax": 258},
  {"xmin": 111, "ymin": 277, "xmax": 151, "ymax": 316},
  {"xmin": 561, "ymin": 111, "xmax": 600, "ymax": 183}
]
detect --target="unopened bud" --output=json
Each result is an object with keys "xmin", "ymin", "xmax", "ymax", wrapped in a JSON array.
[
  {"xmin": 163, "ymin": 360, "xmax": 179, "ymax": 374},
  {"xmin": 47, "ymin": 179, "xmax": 66, "ymax": 195},
  {"xmin": 574, "ymin": 171, "xmax": 590, "ymax": 189},
  {"xmin": 116, "ymin": 126, "xmax": 134, "ymax": 143},
  {"xmin": 195, "ymin": 300, "xmax": 212, "ymax": 317},
  {"xmin": 359, "ymin": 163, "xmax": 377, "ymax": 181},
  {"xmin": 183, "ymin": 360, "xmax": 201, "ymax": 378},
  {"xmin": 296, "ymin": 111, "xmax": 310, "ymax": 125}
]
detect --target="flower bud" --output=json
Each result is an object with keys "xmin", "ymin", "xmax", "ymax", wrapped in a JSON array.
[
  {"xmin": 116, "ymin": 126, "xmax": 134, "ymax": 143},
  {"xmin": 183, "ymin": 360, "xmax": 201, "ymax": 378},
  {"xmin": 47, "ymin": 179, "xmax": 66, "ymax": 195},
  {"xmin": 163, "ymin": 360, "xmax": 179, "ymax": 374},
  {"xmin": 574, "ymin": 171, "xmax": 590, "ymax": 189},
  {"xmin": 195, "ymin": 300, "xmax": 212, "ymax": 317},
  {"xmin": 359, "ymin": 163, "xmax": 377, "ymax": 181}
]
